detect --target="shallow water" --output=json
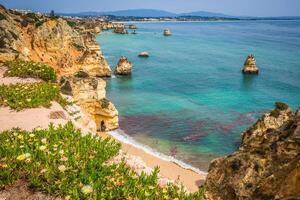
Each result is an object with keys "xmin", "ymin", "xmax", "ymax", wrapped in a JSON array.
[{"xmin": 97, "ymin": 21, "xmax": 300, "ymax": 171}]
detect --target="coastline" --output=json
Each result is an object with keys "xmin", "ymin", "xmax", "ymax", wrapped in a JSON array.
[{"xmin": 98, "ymin": 130, "xmax": 207, "ymax": 192}]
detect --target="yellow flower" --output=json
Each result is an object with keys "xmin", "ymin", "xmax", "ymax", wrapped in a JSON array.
[
  {"xmin": 17, "ymin": 153, "xmax": 30, "ymax": 161},
  {"xmin": 17, "ymin": 135, "xmax": 23, "ymax": 140},
  {"xmin": 39, "ymin": 145, "xmax": 47, "ymax": 151},
  {"xmin": 58, "ymin": 165, "xmax": 67, "ymax": 172},
  {"xmin": 81, "ymin": 185, "xmax": 93, "ymax": 194},
  {"xmin": 65, "ymin": 195, "xmax": 71, "ymax": 200},
  {"xmin": 26, "ymin": 98, "xmax": 31, "ymax": 102},
  {"xmin": 29, "ymin": 134, "xmax": 35, "ymax": 138},
  {"xmin": 59, "ymin": 150, "xmax": 64, "ymax": 155},
  {"xmin": 40, "ymin": 169, "xmax": 47, "ymax": 174}
]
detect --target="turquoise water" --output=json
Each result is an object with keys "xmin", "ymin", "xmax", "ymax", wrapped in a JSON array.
[{"xmin": 97, "ymin": 21, "xmax": 300, "ymax": 170}]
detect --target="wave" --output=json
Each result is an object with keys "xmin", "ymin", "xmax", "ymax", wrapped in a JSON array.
[{"xmin": 108, "ymin": 128, "xmax": 208, "ymax": 176}]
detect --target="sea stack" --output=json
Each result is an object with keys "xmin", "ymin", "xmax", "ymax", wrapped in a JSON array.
[
  {"xmin": 138, "ymin": 52, "xmax": 149, "ymax": 58},
  {"xmin": 128, "ymin": 24, "xmax": 137, "ymax": 29},
  {"xmin": 113, "ymin": 26, "xmax": 128, "ymax": 34},
  {"xmin": 163, "ymin": 28, "xmax": 172, "ymax": 36},
  {"xmin": 114, "ymin": 56, "xmax": 133, "ymax": 75},
  {"xmin": 242, "ymin": 54, "xmax": 259, "ymax": 74}
]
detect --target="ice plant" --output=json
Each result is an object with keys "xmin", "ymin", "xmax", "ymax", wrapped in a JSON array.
[{"xmin": 81, "ymin": 185, "xmax": 93, "ymax": 194}]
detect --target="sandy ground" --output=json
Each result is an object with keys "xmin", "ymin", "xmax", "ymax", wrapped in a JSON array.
[{"xmin": 98, "ymin": 132, "xmax": 206, "ymax": 192}]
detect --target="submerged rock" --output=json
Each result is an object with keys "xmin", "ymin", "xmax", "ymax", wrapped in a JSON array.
[
  {"xmin": 204, "ymin": 102, "xmax": 300, "ymax": 200},
  {"xmin": 163, "ymin": 29, "xmax": 172, "ymax": 36},
  {"xmin": 242, "ymin": 54, "xmax": 259, "ymax": 74},
  {"xmin": 138, "ymin": 52, "xmax": 149, "ymax": 58},
  {"xmin": 114, "ymin": 56, "xmax": 133, "ymax": 75}
]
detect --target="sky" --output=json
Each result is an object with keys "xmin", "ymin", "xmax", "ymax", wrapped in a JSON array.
[{"xmin": 0, "ymin": 0, "xmax": 300, "ymax": 17}]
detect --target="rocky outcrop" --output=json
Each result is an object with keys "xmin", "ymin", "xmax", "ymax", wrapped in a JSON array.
[
  {"xmin": 138, "ymin": 52, "xmax": 149, "ymax": 58},
  {"xmin": 128, "ymin": 24, "xmax": 137, "ymax": 29},
  {"xmin": 204, "ymin": 102, "xmax": 300, "ymax": 200},
  {"xmin": 114, "ymin": 56, "xmax": 133, "ymax": 75},
  {"xmin": 60, "ymin": 75, "xmax": 118, "ymax": 131},
  {"xmin": 163, "ymin": 29, "xmax": 172, "ymax": 36},
  {"xmin": 114, "ymin": 26, "xmax": 128, "ymax": 34},
  {"xmin": 242, "ymin": 54, "xmax": 259, "ymax": 74},
  {"xmin": 0, "ymin": 6, "xmax": 111, "ymax": 77}
]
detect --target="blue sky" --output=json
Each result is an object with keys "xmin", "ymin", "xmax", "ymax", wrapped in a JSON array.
[{"xmin": 1, "ymin": 0, "xmax": 300, "ymax": 17}]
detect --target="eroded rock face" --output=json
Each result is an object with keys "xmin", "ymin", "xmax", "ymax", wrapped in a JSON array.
[
  {"xmin": 60, "ymin": 76, "xmax": 118, "ymax": 131},
  {"xmin": 113, "ymin": 26, "xmax": 128, "ymax": 34},
  {"xmin": 242, "ymin": 54, "xmax": 259, "ymax": 74},
  {"xmin": 0, "ymin": 6, "xmax": 111, "ymax": 77},
  {"xmin": 204, "ymin": 103, "xmax": 300, "ymax": 200},
  {"xmin": 114, "ymin": 56, "xmax": 133, "ymax": 75}
]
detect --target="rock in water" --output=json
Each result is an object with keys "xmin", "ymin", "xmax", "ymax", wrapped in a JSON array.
[
  {"xmin": 128, "ymin": 24, "xmax": 137, "ymax": 29},
  {"xmin": 204, "ymin": 102, "xmax": 300, "ymax": 200},
  {"xmin": 114, "ymin": 56, "xmax": 133, "ymax": 75},
  {"xmin": 163, "ymin": 29, "xmax": 172, "ymax": 36},
  {"xmin": 138, "ymin": 52, "xmax": 149, "ymax": 58},
  {"xmin": 242, "ymin": 54, "xmax": 259, "ymax": 74},
  {"xmin": 113, "ymin": 26, "xmax": 128, "ymax": 34}
]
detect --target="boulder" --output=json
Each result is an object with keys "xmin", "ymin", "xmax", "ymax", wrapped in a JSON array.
[
  {"xmin": 138, "ymin": 52, "xmax": 149, "ymax": 58},
  {"xmin": 242, "ymin": 54, "xmax": 259, "ymax": 74},
  {"xmin": 114, "ymin": 56, "xmax": 133, "ymax": 75},
  {"xmin": 163, "ymin": 29, "xmax": 172, "ymax": 36},
  {"xmin": 204, "ymin": 102, "xmax": 300, "ymax": 200}
]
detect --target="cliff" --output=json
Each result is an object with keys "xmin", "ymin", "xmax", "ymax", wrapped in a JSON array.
[
  {"xmin": 0, "ymin": 6, "xmax": 111, "ymax": 77},
  {"xmin": 204, "ymin": 102, "xmax": 300, "ymax": 200}
]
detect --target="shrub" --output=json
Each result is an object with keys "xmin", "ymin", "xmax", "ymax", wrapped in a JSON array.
[
  {"xmin": 0, "ymin": 123, "xmax": 204, "ymax": 199},
  {"xmin": 0, "ymin": 12, "xmax": 6, "ymax": 21},
  {"xmin": 0, "ymin": 82, "xmax": 68, "ymax": 111},
  {"xmin": 5, "ymin": 60, "xmax": 57, "ymax": 82},
  {"xmin": 35, "ymin": 20, "xmax": 45, "ymax": 27},
  {"xmin": 72, "ymin": 43, "xmax": 84, "ymax": 50},
  {"xmin": 25, "ymin": 12, "xmax": 39, "ymax": 22},
  {"xmin": 100, "ymin": 98, "xmax": 110, "ymax": 109},
  {"xmin": 274, "ymin": 102, "xmax": 289, "ymax": 111},
  {"xmin": 67, "ymin": 21, "xmax": 77, "ymax": 27}
]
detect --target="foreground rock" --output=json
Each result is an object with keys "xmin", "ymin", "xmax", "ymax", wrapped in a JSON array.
[
  {"xmin": 0, "ymin": 6, "xmax": 111, "ymax": 77},
  {"xmin": 164, "ymin": 29, "xmax": 172, "ymax": 36},
  {"xmin": 60, "ymin": 75, "xmax": 119, "ymax": 131},
  {"xmin": 114, "ymin": 56, "xmax": 133, "ymax": 75},
  {"xmin": 138, "ymin": 52, "xmax": 149, "ymax": 58},
  {"xmin": 204, "ymin": 102, "xmax": 300, "ymax": 200},
  {"xmin": 242, "ymin": 54, "xmax": 259, "ymax": 74}
]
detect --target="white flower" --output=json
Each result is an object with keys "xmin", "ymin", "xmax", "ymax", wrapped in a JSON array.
[
  {"xmin": 41, "ymin": 138, "xmax": 47, "ymax": 144},
  {"xmin": 59, "ymin": 150, "xmax": 64, "ymax": 155},
  {"xmin": 81, "ymin": 185, "xmax": 93, "ymax": 194},
  {"xmin": 58, "ymin": 165, "xmax": 67, "ymax": 172},
  {"xmin": 39, "ymin": 145, "xmax": 47, "ymax": 151}
]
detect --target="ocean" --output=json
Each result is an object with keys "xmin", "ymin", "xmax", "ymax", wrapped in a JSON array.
[{"xmin": 97, "ymin": 20, "xmax": 300, "ymax": 171}]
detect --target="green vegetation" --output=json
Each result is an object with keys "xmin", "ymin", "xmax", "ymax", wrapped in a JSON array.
[
  {"xmin": 270, "ymin": 102, "xmax": 289, "ymax": 117},
  {"xmin": 275, "ymin": 102, "xmax": 289, "ymax": 111},
  {"xmin": 67, "ymin": 20, "xmax": 77, "ymax": 27},
  {"xmin": 100, "ymin": 98, "xmax": 110, "ymax": 109},
  {"xmin": 35, "ymin": 20, "xmax": 45, "ymax": 27},
  {"xmin": 0, "ymin": 123, "xmax": 205, "ymax": 199},
  {"xmin": 72, "ymin": 42, "xmax": 85, "ymax": 50},
  {"xmin": 0, "ymin": 12, "xmax": 6, "ymax": 21},
  {"xmin": 5, "ymin": 60, "xmax": 57, "ymax": 82},
  {"xmin": 0, "ymin": 83, "xmax": 69, "ymax": 111},
  {"xmin": 25, "ymin": 12, "xmax": 39, "ymax": 22}
]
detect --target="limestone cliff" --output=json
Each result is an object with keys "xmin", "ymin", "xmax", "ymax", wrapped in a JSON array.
[
  {"xmin": 204, "ymin": 102, "xmax": 300, "ymax": 200},
  {"xmin": 60, "ymin": 74, "xmax": 119, "ymax": 131},
  {"xmin": 0, "ymin": 6, "xmax": 111, "ymax": 77}
]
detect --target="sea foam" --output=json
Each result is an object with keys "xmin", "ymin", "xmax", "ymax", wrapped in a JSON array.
[{"xmin": 109, "ymin": 128, "xmax": 208, "ymax": 176}]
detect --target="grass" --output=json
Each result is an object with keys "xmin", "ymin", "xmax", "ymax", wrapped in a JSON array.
[
  {"xmin": 0, "ymin": 123, "xmax": 205, "ymax": 199},
  {"xmin": 0, "ymin": 83, "xmax": 70, "ymax": 111},
  {"xmin": 5, "ymin": 60, "xmax": 57, "ymax": 82}
]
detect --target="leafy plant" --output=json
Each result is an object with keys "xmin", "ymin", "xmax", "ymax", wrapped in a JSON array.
[
  {"xmin": 0, "ymin": 123, "xmax": 204, "ymax": 199},
  {"xmin": 67, "ymin": 21, "xmax": 77, "ymax": 27},
  {"xmin": 0, "ymin": 12, "xmax": 7, "ymax": 21},
  {"xmin": 0, "ymin": 83, "xmax": 69, "ymax": 111},
  {"xmin": 274, "ymin": 102, "xmax": 289, "ymax": 111},
  {"xmin": 5, "ymin": 60, "xmax": 57, "ymax": 82},
  {"xmin": 100, "ymin": 98, "xmax": 110, "ymax": 109}
]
